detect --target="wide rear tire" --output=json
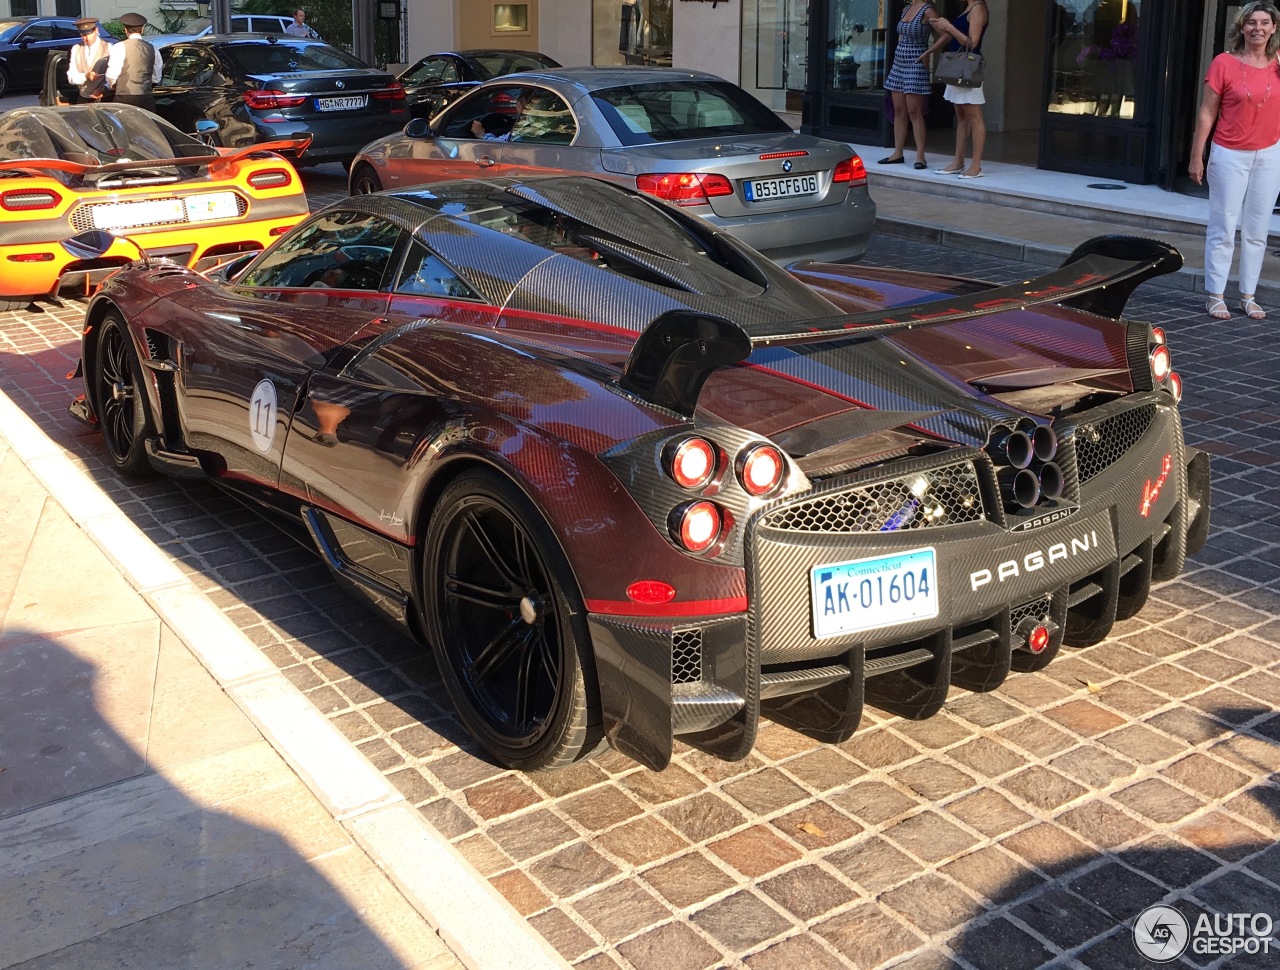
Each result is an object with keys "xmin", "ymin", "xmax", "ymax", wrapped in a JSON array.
[
  {"xmin": 422, "ymin": 469, "xmax": 600, "ymax": 770},
  {"xmin": 92, "ymin": 313, "xmax": 156, "ymax": 478}
]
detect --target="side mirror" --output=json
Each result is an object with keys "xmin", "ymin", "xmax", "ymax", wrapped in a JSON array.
[
  {"xmin": 195, "ymin": 119, "xmax": 220, "ymax": 134},
  {"xmin": 404, "ymin": 117, "xmax": 432, "ymax": 139}
]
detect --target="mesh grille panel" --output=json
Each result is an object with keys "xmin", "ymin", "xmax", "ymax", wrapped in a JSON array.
[
  {"xmin": 71, "ymin": 194, "xmax": 250, "ymax": 232},
  {"xmin": 1074, "ymin": 404, "xmax": 1156, "ymax": 483},
  {"xmin": 765, "ymin": 461, "xmax": 984, "ymax": 533},
  {"xmin": 671, "ymin": 628, "xmax": 702, "ymax": 684},
  {"xmin": 1011, "ymin": 596, "xmax": 1052, "ymax": 629}
]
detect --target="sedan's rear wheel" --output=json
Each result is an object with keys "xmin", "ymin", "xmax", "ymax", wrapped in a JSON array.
[
  {"xmin": 350, "ymin": 164, "xmax": 383, "ymax": 196},
  {"xmin": 423, "ymin": 469, "xmax": 600, "ymax": 770},
  {"xmin": 0, "ymin": 68, "xmax": 10, "ymax": 100},
  {"xmin": 92, "ymin": 313, "xmax": 156, "ymax": 478}
]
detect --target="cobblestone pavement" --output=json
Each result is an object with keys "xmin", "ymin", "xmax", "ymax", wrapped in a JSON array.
[{"xmin": 1, "ymin": 234, "xmax": 1276, "ymax": 970}]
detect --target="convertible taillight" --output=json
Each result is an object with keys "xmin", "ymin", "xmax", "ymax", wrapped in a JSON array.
[
  {"xmin": 248, "ymin": 168, "xmax": 293, "ymax": 189},
  {"xmin": 1, "ymin": 188, "xmax": 61, "ymax": 211},
  {"xmin": 637, "ymin": 172, "xmax": 734, "ymax": 207},
  {"xmin": 243, "ymin": 90, "xmax": 307, "ymax": 110},
  {"xmin": 372, "ymin": 81, "xmax": 406, "ymax": 100},
  {"xmin": 833, "ymin": 156, "xmax": 867, "ymax": 187}
]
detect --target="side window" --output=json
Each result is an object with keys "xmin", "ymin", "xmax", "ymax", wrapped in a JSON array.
[
  {"xmin": 508, "ymin": 88, "xmax": 577, "ymax": 145},
  {"xmin": 436, "ymin": 86, "xmax": 523, "ymax": 139},
  {"xmin": 162, "ymin": 48, "xmax": 217, "ymax": 86},
  {"xmin": 393, "ymin": 241, "xmax": 477, "ymax": 299},
  {"xmin": 54, "ymin": 24, "xmax": 80, "ymax": 41},
  {"xmin": 240, "ymin": 211, "xmax": 403, "ymax": 291},
  {"xmin": 19, "ymin": 23, "xmax": 54, "ymax": 43}
]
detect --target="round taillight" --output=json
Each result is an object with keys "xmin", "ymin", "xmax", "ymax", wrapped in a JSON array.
[
  {"xmin": 673, "ymin": 501, "xmax": 722, "ymax": 553},
  {"xmin": 1150, "ymin": 344, "xmax": 1172, "ymax": 382},
  {"xmin": 1150, "ymin": 326, "xmax": 1166, "ymax": 345},
  {"xmin": 738, "ymin": 443, "xmax": 784, "ymax": 497},
  {"xmin": 1027, "ymin": 625, "xmax": 1050, "ymax": 654},
  {"xmin": 667, "ymin": 437, "xmax": 716, "ymax": 490},
  {"xmin": 1167, "ymin": 371, "xmax": 1183, "ymax": 402}
]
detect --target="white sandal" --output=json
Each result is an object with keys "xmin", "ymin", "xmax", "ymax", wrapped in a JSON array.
[
  {"xmin": 1206, "ymin": 296, "xmax": 1230, "ymax": 320},
  {"xmin": 1239, "ymin": 296, "xmax": 1265, "ymax": 320}
]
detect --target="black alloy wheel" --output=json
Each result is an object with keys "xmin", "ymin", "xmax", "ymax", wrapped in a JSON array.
[
  {"xmin": 92, "ymin": 313, "xmax": 156, "ymax": 477},
  {"xmin": 349, "ymin": 163, "xmax": 383, "ymax": 195},
  {"xmin": 423, "ymin": 469, "xmax": 599, "ymax": 770}
]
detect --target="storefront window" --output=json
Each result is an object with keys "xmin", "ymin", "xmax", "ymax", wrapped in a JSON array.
[
  {"xmin": 826, "ymin": 0, "xmax": 888, "ymax": 92},
  {"xmin": 593, "ymin": 0, "xmax": 673, "ymax": 67},
  {"xmin": 743, "ymin": 0, "xmax": 810, "ymax": 113},
  {"xmin": 1048, "ymin": 0, "xmax": 1141, "ymax": 119}
]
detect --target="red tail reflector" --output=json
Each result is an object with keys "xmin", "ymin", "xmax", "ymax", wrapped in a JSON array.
[
  {"xmin": 1027, "ymin": 625, "xmax": 1050, "ymax": 654},
  {"xmin": 637, "ymin": 172, "xmax": 734, "ymax": 206},
  {"xmin": 626, "ymin": 580, "xmax": 677, "ymax": 605}
]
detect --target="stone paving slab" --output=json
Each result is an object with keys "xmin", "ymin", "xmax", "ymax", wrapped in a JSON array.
[{"xmin": 0, "ymin": 233, "xmax": 1276, "ymax": 969}]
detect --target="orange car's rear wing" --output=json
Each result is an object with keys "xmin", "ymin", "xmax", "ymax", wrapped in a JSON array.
[
  {"xmin": 0, "ymin": 135, "xmax": 312, "ymax": 178},
  {"xmin": 620, "ymin": 235, "xmax": 1183, "ymax": 417}
]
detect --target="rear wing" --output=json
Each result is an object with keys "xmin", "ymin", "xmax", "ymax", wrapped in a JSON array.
[
  {"xmin": 0, "ymin": 135, "xmax": 312, "ymax": 178},
  {"xmin": 619, "ymin": 235, "xmax": 1182, "ymax": 417}
]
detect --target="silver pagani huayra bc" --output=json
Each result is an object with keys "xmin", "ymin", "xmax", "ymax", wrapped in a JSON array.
[{"xmin": 67, "ymin": 176, "xmax": 1210, "ymax": 771}]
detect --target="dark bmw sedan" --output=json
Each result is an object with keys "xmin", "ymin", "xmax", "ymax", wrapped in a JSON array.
[
  {"xmin": 152, "ymin": 35, "xmax": 408, "ymax": 165},
  {"xmin": 397, "ymin": 49, "xmax": 560, "ymax": 119}
]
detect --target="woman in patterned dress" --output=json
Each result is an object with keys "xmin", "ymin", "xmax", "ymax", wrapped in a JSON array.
[{"xmin": 880, "ymin": 0, "xmax": 938, "ymax": 169}]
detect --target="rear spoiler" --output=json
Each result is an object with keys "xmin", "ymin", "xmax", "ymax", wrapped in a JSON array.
[
  {"xmin": 0, "ymin": 134, "xmax": 312, "ymax": 177},
  {"xmin": 619, "ymin": 235, "xmax": 1182, "ymax": 417}
]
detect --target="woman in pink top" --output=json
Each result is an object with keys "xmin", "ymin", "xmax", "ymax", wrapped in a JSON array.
[{"xmin": 1189, "ymin": 1, "xmax": 1280, "ymax": 320}]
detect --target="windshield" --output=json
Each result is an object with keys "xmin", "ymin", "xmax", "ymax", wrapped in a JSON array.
[
  {"xmin": 178, "ymin": 17, "xmax": 211, "ymax": 35},
  {"xmin": 472, "ymin": 52, "xmax": 558, "ymax": 78},
  {"xmin": 224, "ymin": 41, "xmax": 367, "ymax": 74},
  {"xmin": 0, "ymin": 20, "xmax": 25, "ymax": 42},
  {"xmin": 591, "ymin": 79, "xmax": 792, "ymax": 146}
]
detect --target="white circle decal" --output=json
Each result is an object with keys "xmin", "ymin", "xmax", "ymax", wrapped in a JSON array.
[
  {"xmin": 249, "ymin": 379, "xmax": 278, "ymax": 454},
  {"xmin": 1133, "ymin": 904, "xmax": 1190, "ymax": 962}
]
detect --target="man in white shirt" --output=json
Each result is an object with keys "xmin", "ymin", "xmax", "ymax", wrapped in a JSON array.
[
  {"xmin": 285, "ymin": 9, "xmax": 310, "ymax": 37},
  {"xmin": 105, "ymin": 12, "xmax": 163, "ymax": 111},
  {"xmin": 66, "ymin": 17, "xmax": 111, "ymax": 101}
]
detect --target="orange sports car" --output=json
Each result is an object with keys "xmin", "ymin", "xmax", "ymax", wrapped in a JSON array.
[{"xmin": 0, "ymin": 102, "xmax": 309, "ymax": 311}]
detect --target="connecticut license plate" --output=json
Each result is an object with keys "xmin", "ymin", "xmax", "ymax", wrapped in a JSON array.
[
  {"xmin": 744, "ymin": 174, "xmax": 818, "ymax": 201},
  {"xmin": 315, "ymin": 95, "xmax": 368, "ymax": 111},
  {"xmin": 185, "ymin": 192, "xmax": 239, "ymax": 222},
  {"xmin": 810, "ymin": 547, "xmax": 938, "ymax": 639}
]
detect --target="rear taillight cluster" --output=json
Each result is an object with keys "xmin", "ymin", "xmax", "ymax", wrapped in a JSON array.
[
  {"xmin": 833, "ymin": 155, "xmax": 868, "ymax": 186},
  {"xmin": 1, "ymin": 188, "xmax": 61, "ymax": 211},
  {"xmin": 372, "ymin": 81, "xmax": 406, "ymax": 101},
  {"xmin": 243, "ymin": 89, "xmax": 307, "ymax": 110},
  {"xmin": 663, "ymin": 435, "xmax": 786, "ymax": 555},
  {"xmin": 1149, "ymin": 326, "xmax": 1182, "ymax": 402},
  {"xmin": 247, "ymin": 168, "xmax": 293, "ymax": 189},
  {"xmin": 636, "ymin": 172, "xmax": 733, "ymax": 207}
]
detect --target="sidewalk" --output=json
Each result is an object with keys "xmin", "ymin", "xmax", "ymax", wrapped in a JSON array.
[
  {"xmin": 847, "ymin": 139, "xmax": 1280, "ymax": 303},
  {"xmin": 0, "ymin": 394, "xmax": 564, "ymax": 970}
]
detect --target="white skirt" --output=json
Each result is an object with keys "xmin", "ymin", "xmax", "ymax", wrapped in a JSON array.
[{"xmin": 944, "ymin": 84, "xmax": 986, "ymax": 105}]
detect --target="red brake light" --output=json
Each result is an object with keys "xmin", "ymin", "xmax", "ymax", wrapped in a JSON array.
[
  {"xmin": 1, "ymin": 189, "xmax": 61, "ymax": 211},
  {"xmin": 738, "ymin": 444, "xmax": 785, "ymax": 497},
  {"xmin": 636, "ymin": 172, "xmax": 734, "ymax": 206},
  {"xmin": 373, "ymin": 81, "xmax": 406, "ymax": 100},
  {"xmin": 1150, "ymin": 327, "xmax": 1166, "ymax": 345},
  {"xmin": 243, "ymin": 90, "xmax": 307, "ymax": 110},
  {"xmin": 1150, "ymin": 344, "xmax": 1172, "ymax": 382},
  {"xmin": 1167, "ymin": 371, "xmax": 1183, "ymax": 402},
  {"xmin": 674, "ymin": 501, "xmax": 722, "ymax": 553},
  {"xmin": 667, "ymin": 437, "xmax": 717, "ymax": 490},
  {"xmin": 247, "ymin": 168, "xmax": 294, "ymax": 189},
  {"xmin": 833, "ymin": 156, "xmax": 867, "ymax": 186},
  {"xmin": 626, "ymin": 580, "xmax": 676, "ymax": 605}
]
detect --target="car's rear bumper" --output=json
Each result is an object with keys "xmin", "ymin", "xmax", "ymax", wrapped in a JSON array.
[
  {"xmin": 700, "ymin": 188, "xmax": 876, "ymax": 265},
  {"xmin": 589, "ymin": 397, "xmax": 1210, "ymax": 770}
]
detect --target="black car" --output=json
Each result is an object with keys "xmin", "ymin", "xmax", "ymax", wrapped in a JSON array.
[
  {"xmin": 0, "ymin": 16, "xmax": 112, "ymax": 97},
  {"xmin": 151, "ymin": 35, "xmax": 408, "ymax": 165},
  {"xmin": 397, "ymin": 48, "xmax": 560, "ymax": 119}
]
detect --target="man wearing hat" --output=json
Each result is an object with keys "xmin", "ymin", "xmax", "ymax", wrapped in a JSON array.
[
  {"xmin": 105, "ymin": 12, "xmax": 162, "ymax": 111},
  {"xmin": 66, "ymin": 17, "xmax": 111, "ymax": 102}
]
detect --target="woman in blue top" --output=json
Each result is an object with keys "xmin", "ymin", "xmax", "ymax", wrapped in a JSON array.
[
  {"xmin": 880, "ymin": 0, "xmax": 938, "ymax": 169},
  {"xmin": 925, "ymin": 0, "xmax": 988, "ymax": 178}
]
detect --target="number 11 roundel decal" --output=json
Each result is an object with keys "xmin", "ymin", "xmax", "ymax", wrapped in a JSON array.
[{"xmin": 250, "ymin": 379, "xmax": 278, "ymax": 454}]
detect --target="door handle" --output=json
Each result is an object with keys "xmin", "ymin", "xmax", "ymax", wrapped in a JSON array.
[{"xmin": 476, "ymin": 155, "xmax": 496, "ymax": 168}]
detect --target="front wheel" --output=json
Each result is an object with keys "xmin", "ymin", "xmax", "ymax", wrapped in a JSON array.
[
  {"xmin": 92, "ymin": 313, "xmax": 156, "ymax": 478},
  {"xmin": 422, "ymin": 469, "xmax": 600, "ymax": 770},
  {"xmin": 349, "ymin": 163, "xmax": 383, "ymax": 195}
]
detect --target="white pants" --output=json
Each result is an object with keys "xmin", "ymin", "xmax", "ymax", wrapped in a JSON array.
[{"xmin": 1204, "ymin": 140, "xmax": 1280, "ymax": 296}]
